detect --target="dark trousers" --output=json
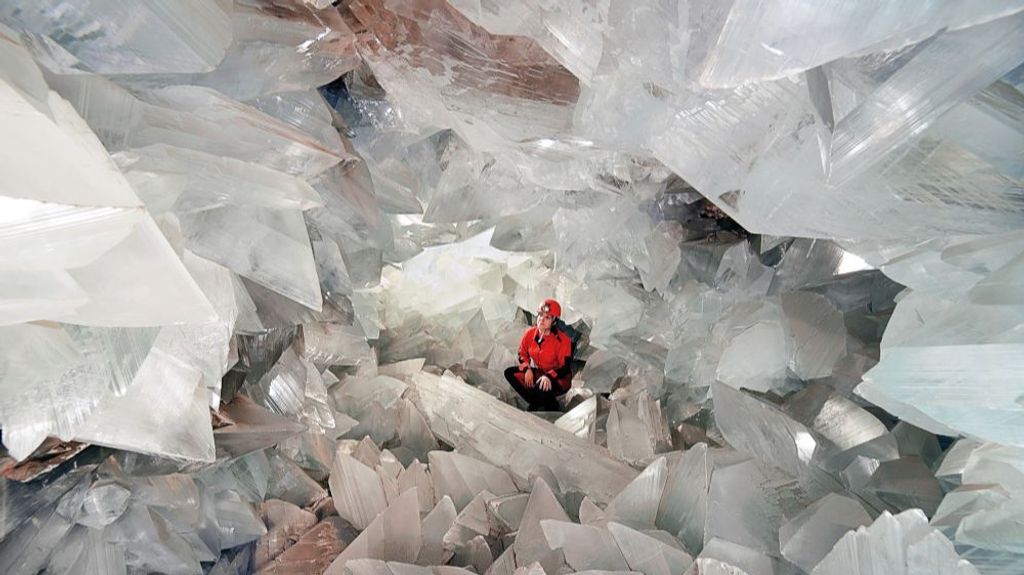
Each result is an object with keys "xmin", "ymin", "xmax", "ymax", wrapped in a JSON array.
[{"xmin": 504, "ymin": 366, "xmax": 569, "ymax": 412}]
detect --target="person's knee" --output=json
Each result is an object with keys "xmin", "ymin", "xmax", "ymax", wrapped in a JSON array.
[{"xmin": 503, "ymin": 366, "xmax": 518, "ymax": 381}]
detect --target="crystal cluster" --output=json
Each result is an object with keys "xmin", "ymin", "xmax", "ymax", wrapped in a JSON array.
[{"xmin": 1, "ymin": 1, "xmax": 1022, "ymax": 574}]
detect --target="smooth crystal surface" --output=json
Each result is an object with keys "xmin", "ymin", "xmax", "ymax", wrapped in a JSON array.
[
  {"xmin": 329, "ymin": 452, "xmax": 388, "ymax": 531},
  {"xmin": 657, "ymin": 444, "xmax": 713, "ymax": 554},
  {"xmin": 407, "ymin": 372, "xmax": 638, "ymax": 506},
  {"xmin": 325, "ymin": 488, "xmax": 422, "ymax": 574},
  {"xmin": 0, "ymin": 0, "xmax": 231, "ymax": 74},
  {"xmin": 778, "ymin": 493, "xmax": 872, "ymax": 573},
  {"xmin": 515, "ymin": 478, "xmax": 570, "ymax": 574},
  {"xmin": 541, "ymin": 520, "xmax": 630, "ymax": 572}
]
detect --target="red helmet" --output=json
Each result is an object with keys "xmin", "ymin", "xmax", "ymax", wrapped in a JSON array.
[{"xmin": 539, "ymin": 298, "xmax": 561, "ymax": 318}]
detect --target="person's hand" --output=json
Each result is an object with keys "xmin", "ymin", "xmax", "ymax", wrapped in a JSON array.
[
  {"xmin": 523, "ymin": 369, "xmax": 535, "ymax": 389},
  {"xmin": 519, "ymin": 362, "xmax": 530, "ymax": 372},
  {"xmin": 538, "ymin": 375, "xmax": 552, "ymax": 392}
]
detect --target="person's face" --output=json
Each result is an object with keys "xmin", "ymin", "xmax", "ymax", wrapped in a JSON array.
[{"xmin": 537, "ymin": 307, "xmax": 554, "ymax": 329}]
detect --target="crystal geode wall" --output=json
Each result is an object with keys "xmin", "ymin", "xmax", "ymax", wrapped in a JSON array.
[{"xmin": 0, "ymin": 1, "xmax": 1022, "ymax": 574}]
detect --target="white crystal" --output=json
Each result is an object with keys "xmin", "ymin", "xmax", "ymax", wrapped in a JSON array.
[
  {"xmin": 604, "ymin": 457, "xmax": 668, "ymax": 530},
  {"xmin": 428, "ymin": 451, "xmax": 517, "ymax": 511},
  {"xmin": 657, "ymin": 444, "xmax": 713, "ymax": 555},
  {"xmin": 179, "ymin": 206, "xmax": 323, "ymax": 311},
  {"xmin": 515, "ymin": 478, "xmax": 570, "ymax": 574},
  {"xmin": 329, "ymin": 452, "xmax": 388, "ymax": 531},
  {"xmin": 0, "ymin": 44, "xmax": 214, "ymax": 327},
  {"xmin": 715, "ymin": 322, "xmax": 789, "ymax": 393},
  {"xmin": 858, "ymin": 343, "xmax": 1024, "ymax": 446},
  {"xmin": 407, "ymin": 371, "xmax": 637, "ymax": 506},
  {"xmin": 541, "ymin": 520, "xmax": 630, "ymax": 572},
  {"xmin": 811, "ymin": 509, "xmax": 979, "ymax": 575},
  {"xmin": 418, "ymin": 496, "xmax": 458, "ymax": 565},
  {"xmin": 49, "ymin": 76, "xmax": 346, "ymax": 178},
  {"xmin": 0, "ymin": 324, "xmax": 159, "ymax": 460},
  {"xmin": 325, "ymin": 488, "xmax": 422, "ymax": 574},
  {"xmin": 608, "ymin": 522, "xmax": 693, "ymax": 575},
  {"xmin": 689, "ymin": 538, "xmax": 788, "ymax": 575},
  {"xmin": 73, "ymin": 345, "xmax": 214, "ymax": 461}
]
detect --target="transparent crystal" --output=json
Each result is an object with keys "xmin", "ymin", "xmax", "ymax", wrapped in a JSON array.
[
  {"xmin": 407, "ymin": 371, "xmax": 638, "ymax": 506},
  {"xmin": 211, "ymin": 489, "xmax": 267, "ymax": 549},
  {"xmin": 74, "ymin": 346, "xmax": 214, "ymax": 461},
  {"xmin": 442, "ymin": 490, "xmax": 495, "ymax": 559},
  {"xmin": 0, "ymin": 0, "xmax": 231, "ymax": 74},
  {"xmin": 346, "ymin": 0, "xmax": 577, "ymax": 151},
  {"xmin": 397, "ymin": 400, "xmax": 440, "ymax": 465},
  {"xmin": 0, "ymin": 43, "xmax": 215, "ymax": 328},
  {"xmin": 714, "ymin": 321, "xmax": 790, "ymax": 393},
  {"xmin": 303, "ymin": 322, "xmax": 375, "ymax": 368},
  {"xmin": 45, "ymin": 526, "xmax": 128, "ymax": 575},
  {"xmin": 781, "ymin": 292, "xmax": 847, "ymax": 380},
  {"xmin": 778, "ymin": 493, "xmax": 872, "ymax": 573},
  {"xmin": 114, "ymin": 144, "xmax": 323, "ymax": 214},
  {"xmin": 49, "ymin": 77, "xmax": 347, "ymax": 178},
  {"xmin": 179, "ymin": 207, "xmax": 323, "ymax": 311},
  {"xmin": 693, "ymin": 2, "xmax": 1023, "ymax": 88},
  {"xmin": 0, "ymin": 324, "xmax": 159, "ymax": 460},
  {"xmin": 114, "ymin": 2, "xmax": 358, "ymax": 102}
]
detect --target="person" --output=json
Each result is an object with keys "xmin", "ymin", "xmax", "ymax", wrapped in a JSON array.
[{"xmin": 504, "ymin": 299, "xmax": 573, "ymax": 412}]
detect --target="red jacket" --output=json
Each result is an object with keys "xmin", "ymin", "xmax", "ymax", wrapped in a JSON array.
[{"xmin": 518, "ymin": 326, "xmax": 573, "ymax": 382}]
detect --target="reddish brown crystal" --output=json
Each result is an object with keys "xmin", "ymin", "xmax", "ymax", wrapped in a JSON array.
[
  {"xmin": 344, "ymin": 0, "xmax": 579, "ymax": 106},
  {"xmin": 0, "ymin": 438, "xmax": 88, "ymax": 482},
  {"xmin": 256, "ymin": 516, "xmax": 360, "ymax": 574},
  {"xmin": 254, "ymin": 499, "xmax": 319, "ymax": 570}
]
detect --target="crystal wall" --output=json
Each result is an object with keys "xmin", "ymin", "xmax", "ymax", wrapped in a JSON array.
[{"xmin": 0, "ymin": 1, "xmax": 1022, "ymax": 574}]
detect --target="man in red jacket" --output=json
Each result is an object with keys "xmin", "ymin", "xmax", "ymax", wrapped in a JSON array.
[{"xmin": 503, "ymin": 298, "xmax": 573, "ymax": 412}]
